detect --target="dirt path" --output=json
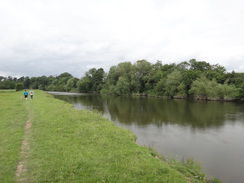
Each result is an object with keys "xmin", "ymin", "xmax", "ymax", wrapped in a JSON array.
[{"xmin": 16, "ymin": 106, "xmax": 32, "ymax": 182}]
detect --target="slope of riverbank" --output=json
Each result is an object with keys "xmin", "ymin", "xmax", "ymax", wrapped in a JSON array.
[{"xmin": 0, "ymin": 90, "xmax": 221, "ymax": 182}]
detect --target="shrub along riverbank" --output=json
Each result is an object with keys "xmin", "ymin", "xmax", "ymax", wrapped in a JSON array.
[{"xmin": 0, "ymin": 90, "xmax": 221, "ymax": 183}]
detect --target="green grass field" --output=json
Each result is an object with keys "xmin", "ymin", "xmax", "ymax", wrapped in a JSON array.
[
  {"xmin": 0, "ymin": 90, "xmax": 221, "ymax": 183},
  {"xmin": 0, "ymin": 90, "xmax": 27, "ymax": 182}
]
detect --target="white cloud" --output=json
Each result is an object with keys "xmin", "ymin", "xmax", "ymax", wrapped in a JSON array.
[{"xmin": 0, "ymin": 0, "xmax": 244, "ymax": 77}]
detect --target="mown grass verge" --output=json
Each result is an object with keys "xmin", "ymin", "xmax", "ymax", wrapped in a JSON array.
[
  {"xmin": 1, "ymin": 90, "xmax": 221, "ymax": 182},
  {"xmin": 0, "ymin": 90, "xmax": 28, "ymax": 182}
]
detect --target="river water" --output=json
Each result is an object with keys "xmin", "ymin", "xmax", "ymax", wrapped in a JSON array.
[{"xmin": 51, "ymin": 92, "xmax": 244, "ymax": 183}]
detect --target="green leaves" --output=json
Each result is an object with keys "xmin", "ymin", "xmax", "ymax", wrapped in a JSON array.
[
  {"xmin": 189, "ymin": 76, "xmax": 238, "ymax": 100},
  {"xmin": 15, "ymin": 82, "xmax": 24, "ymax": 91},
  {"xmin": 1, "ymin": 59, "xmax": 243, "ymax": 100},
  {"xmin": 78, "ymin": 68, "xmax": 105, "ymax": 93}
]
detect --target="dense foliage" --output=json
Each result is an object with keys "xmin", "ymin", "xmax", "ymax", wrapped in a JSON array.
[{"xmin": 1, "ymin": 59, "xmax": 244, "ymax": 100}]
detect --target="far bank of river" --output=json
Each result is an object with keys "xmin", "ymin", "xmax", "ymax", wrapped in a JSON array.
[{"xmin": 51, "ymin": 92, "xmax": 244, "ymax": 183}]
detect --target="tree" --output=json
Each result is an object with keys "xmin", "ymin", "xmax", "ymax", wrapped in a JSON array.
[
  {"xmin": 24, "ymin": 77, "xmax": 31, "ymax": 89},
  {"xmin": 0, "ymin": 76, "xmax": 5, "ymax": 82},
  {"xmin": 236, "ymin": 83, "xmax": 244, "ymax": 99},
  {"xmin": 164, "ymin": 70, "xmax": 186, "ymax": 98},
  {"xmin": 215, "ymin": 81, "xmax": 238, "ymax": 100},
  {"xmin": 77, "ymin": 77, "xmax": 92, "ymax": 93},
  {"xmin": 207, "ymin": 64, "xmax": 227, "ymax": 83},
  {"xmin": 189, "ymin": 59, "xmax": 211, "ymax": 72},
  {"xmin": 78, "ymin": 68, "xmax": 93, "ymax": 92},
  {"xmin": 48, "ymin": 72, "xmax": 74, "ymax": 91},
  {"xmin": 133, "ymin": 60, "xmax": 152, "ymax": 93},
  {"xmin": 189, "ymin": 75, "xmax": 210, "ymax": 100},
  {"xmin": 189, "ymin": 76, "xmax": 237, "ymax": 100},
  {"xmin": 78, "ymin": 68, "xmax": 105, "ymax": 93},
  {"xmin": 92, "ymin": 68, "xmax": 105, "ymax": 92},
  {"xmin": 65, "ymin": 77, "xmax": 79, "ymax": 92},
  {"xmin": 57, "ymin": 72, "xmax": 73, "ymax": 79},
  {"xmin": 105, "ymin": 62, "xmax": 134, "ymax": 94},
  {"xmin": 155, "ymin": 78, "xmax": 166, "ymax": 96},
  {"xmin": 15, "ymin": 83, "xmax": 24, "ymax": 91},
  {"xmin": 0, "ymin": 79, "xmax": 15, "ymax": 89},
  {"xmin": 106, "ymin": 66, "xmax": 119, "ymax": 86},
  {"xmin": 114, "ymin": 76, "xmax": 130, "ymax": 95},
  {"xmin": 143, "ymin": 61, "xmax": 164, "ymax": 94}
]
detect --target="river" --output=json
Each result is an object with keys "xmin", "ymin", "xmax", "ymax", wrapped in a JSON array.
[{"xmin": 51, "ymin": 92, "xmax": 244, "ymax": 183}]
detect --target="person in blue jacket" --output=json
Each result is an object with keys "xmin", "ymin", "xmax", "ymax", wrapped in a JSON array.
[{"xmin": 24, "ymin": 90, "xmax": 28, "ymax": 100}]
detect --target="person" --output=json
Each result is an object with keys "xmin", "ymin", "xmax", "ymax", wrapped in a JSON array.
[
  {"xmin": 30, "ymin": 89, "xmax": 34, "ymax": 99},
  {"xmin": 24, "ymin": 90, "xmax": 28, "ymax": 100}
]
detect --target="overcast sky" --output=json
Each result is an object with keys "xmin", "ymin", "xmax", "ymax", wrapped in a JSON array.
[{"xmin": 0, "ymin": 0, "xmax": 244, "ymax": 78}]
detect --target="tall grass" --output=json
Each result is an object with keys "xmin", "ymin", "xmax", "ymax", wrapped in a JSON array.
[{"xmin": 0, "ymin": 90, "xmax": 221, "ymax": 182}]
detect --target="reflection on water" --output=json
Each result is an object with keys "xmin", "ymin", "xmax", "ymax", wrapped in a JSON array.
[
  {"xmin": 57, "ymin": 94, "xmax": 242, "ymax": 129},
  {"xmin": 53, "ymin": 94, "xmax": 244, "ymax": 183}
]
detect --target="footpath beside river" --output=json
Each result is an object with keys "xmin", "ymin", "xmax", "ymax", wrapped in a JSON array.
[{"xmin": 0, "ymin": 90, "xmax": 221, "ymax": 183}]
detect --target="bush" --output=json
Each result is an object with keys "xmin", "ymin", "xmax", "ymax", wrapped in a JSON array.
[{"xmin": 15, "ymin": 83, "xmax": 24, "ymax": 91}]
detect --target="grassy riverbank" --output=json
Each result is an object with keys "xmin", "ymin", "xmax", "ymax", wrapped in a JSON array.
[
  {"xmin": 0, "ymin": 90, "xmax": 221, "ymax": 182},
  {"xmin": 0, "ymin": 90, "xmax": 27, "ymax": 182}
]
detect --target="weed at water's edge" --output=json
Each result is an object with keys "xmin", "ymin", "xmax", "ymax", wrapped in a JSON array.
[{"xmin": 146, "ymin": 146, "xmax": 222, "ymax": 183}]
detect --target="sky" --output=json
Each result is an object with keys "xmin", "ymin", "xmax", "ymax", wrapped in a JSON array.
[{"xmin": 0, "ymin": 0, "xmax": 244, "ymax": 78}]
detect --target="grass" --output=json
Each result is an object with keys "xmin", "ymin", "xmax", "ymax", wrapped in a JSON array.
[
  {"xmin": 0, "ymin": 91, "xmax": 28, "ymax": 182},
  {"xmin": 0, "ymin": 90, "xmax": 221, "ymax": 182}
]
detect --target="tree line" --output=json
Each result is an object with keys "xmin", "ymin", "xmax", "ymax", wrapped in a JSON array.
[{"xmin": 1, "ymin": 59, "xmax": 244, "ymax": 100}]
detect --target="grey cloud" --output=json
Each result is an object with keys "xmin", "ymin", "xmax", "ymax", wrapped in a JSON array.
[{"xmin": 1, "ymin": 0, "xmax": 244, "ymax": 78}]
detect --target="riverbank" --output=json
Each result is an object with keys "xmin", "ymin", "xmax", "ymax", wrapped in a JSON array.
[
  {"xmin": 0, "ymin": 90, "xmax": 221, "ymax": 182},
  {"xmin": 133, "ymin": 93, "xmax": 243, "ymax": 102}
]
